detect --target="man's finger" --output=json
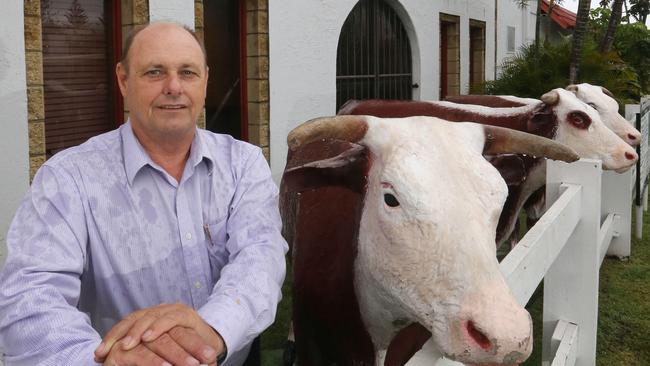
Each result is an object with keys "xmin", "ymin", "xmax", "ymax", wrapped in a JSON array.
[
  {"xmin": 104, "ymin": 343, "xmax": 172, "ymax": 366},
  {"xmin": 141, "ymin": 309, "xmax": 195, "ymax": 342},
  {"xmin": 95, "ymin": 303, "xmax": 175, "ymax": 359},
  {"xmin": 95, "ymin": 310, "xmax": 143, "ymax": 359},
  {"xmin": 120, "ymin": 313, "xmax": 163, "ymax": 350},
  {"xmin": 168, "ymin": 326, "xmax": 218, "ymax": 364},
  {"xmin": 143, "ymin": 332, "xmax": 202, "ymax": 366}
]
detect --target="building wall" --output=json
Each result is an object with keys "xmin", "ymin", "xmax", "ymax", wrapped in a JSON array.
[
  {"xmin": 0, "ymin": 0, "xmax": 30, "ymax": 271},
  {"xmin": 268, "ymin": 0, "xmax": 517, "ymax": 181},
  {"xmin": 495, "ymin": 0, "xmax": 536, "ymax": 78}
]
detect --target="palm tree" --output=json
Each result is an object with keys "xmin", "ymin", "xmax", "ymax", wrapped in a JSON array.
[
  {"xmin": 600, "ymin": 0, "xmax": 624, "ymax": 53},
  {"xmin": 569, "ymin": 0, "xmax": 592, "ymax": 83}
]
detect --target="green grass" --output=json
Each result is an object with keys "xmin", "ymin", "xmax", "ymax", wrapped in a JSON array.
[{"xmin": 260, "ymin": 212, "xmax": 650, "ymax": 365}]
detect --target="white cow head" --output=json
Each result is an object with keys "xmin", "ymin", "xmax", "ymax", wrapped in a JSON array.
[
  {"xmin": 566, "ymin": 83, "xmax": 641, "ymax": 146},
  {"xmin": 540, "ymin": 88, "xmax": 637, "ymax": 173},
  {"xmin": 286, "ymin": 115, "xmax": 579, "ymax": 365}
]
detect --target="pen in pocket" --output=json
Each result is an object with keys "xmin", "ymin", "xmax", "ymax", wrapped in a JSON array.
[{"xmin": 203, "ymin": 224, "xmax": 213, "ymax": 245}]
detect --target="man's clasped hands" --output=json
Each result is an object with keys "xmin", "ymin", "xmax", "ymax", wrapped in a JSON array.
[{"xmin": 93, "ymin": 303, "xmax": 225, "ymax": 366}]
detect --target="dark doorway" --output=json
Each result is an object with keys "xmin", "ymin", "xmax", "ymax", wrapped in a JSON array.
[
  {"xmin": 469, "ymin": 20, "xmax": 486, "ymax": 92},
  {"xmin": 440, "ymin": 14, "xmax": 460, "ymax": 99},
  {"xmin": 336, "ymin": 0, "xmax": 413, "ymax": 111},
  {"xmin": 203, "ymin": 0, "xmax": 246, "ymax": 140}
]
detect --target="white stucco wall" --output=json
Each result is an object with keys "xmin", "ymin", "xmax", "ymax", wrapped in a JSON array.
[
  {"xmin": 495, "ymin": 0, "xmax": 537, "ymax": 76},
  {"xmin": 0, "ymin": 2, "xmax": 30, "ymax": 271},
  {"xmin": 268, "ymin": 0, "xmax": 499, "ymax": 181},
  {"xmin": 149, "ymin": 0, "xmax": 195, "ymax": 29}
]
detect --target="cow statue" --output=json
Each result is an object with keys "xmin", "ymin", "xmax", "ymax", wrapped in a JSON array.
[
  {"xmin": 337, "ymin": 88, "xmax": 638, "ymax": 245},
  {"xmin": 281, "ymin": 115, "xmax": 579, "ymax": 366},
  {"xmin": 444, "ymin": 84, "xmax": 641, "ymax": 234},
  {"xmin": 444, "ymin": 83, "xmax": 642, "ymax": 147}
]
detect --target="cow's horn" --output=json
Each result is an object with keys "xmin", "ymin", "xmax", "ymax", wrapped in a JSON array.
[
  {"xmin": 565, "ymin": 84, "xmax": 579, "ymax": 93},
  {"xmin": 600, "ymin": 86, "xmax": 614, "ymax": 98},
  {"xmin": 483, "ymin": 125, "xmax": 579, "ymax": 162},
  {"xmin": 540, "ymin": 89, "xmax": 560, "ymax": 106},
  {"xmin": 287, "ymin": 115, "xmax": 369, "ymax": 151}
]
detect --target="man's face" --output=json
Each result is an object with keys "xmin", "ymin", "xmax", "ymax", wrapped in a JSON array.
[{"xmin": 116, "ymin": 23, "xmax": 208, "ymax": 143}]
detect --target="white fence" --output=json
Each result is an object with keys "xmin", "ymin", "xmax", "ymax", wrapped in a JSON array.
[
  {"xmin": 627, "ymin": 99, "xmax": 650, "ymax": 239},
  {"xmin": 436, "ymin": 159, "xmax": 633, "ymax": 366}
]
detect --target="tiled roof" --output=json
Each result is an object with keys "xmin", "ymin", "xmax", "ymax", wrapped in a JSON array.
[{"xmin": 541, "ymin": 0, "xmax": 577, "ymax": 29}]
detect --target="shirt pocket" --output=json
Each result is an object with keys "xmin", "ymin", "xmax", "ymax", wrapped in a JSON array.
[{"xmin": 204, "ymin": 218, "xmax": 229, "ymax": 279}]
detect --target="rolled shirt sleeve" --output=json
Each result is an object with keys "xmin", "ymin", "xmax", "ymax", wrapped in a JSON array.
[
  {"xmin": 0, "ymin": 165, "xmax": 101, "ymax": 366},
  {"xmin": 198, "ymin": 148, "xmax": 288, "ymax": 361}
]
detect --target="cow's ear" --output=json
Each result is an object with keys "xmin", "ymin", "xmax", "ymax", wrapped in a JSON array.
[
  {"xmin": 527, "ymin": 104, "xmax": 555, "ymax": 135},
  {"xmin": 281, "ymin": 139, "xmax": 369, "ymax": 192},
  {"xmin": 488, "ymin": 155, "xmax": 527, "ymax": 186}
]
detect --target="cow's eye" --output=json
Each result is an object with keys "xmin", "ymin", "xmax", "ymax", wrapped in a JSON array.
[
  {"xmin": 587, "ymin": 102, "xmax": 598, "ymax": 111},
  {"xmin": 384, "ymin": 193, "xmax": 400, "ymax": 207},
  {"xmin": 568, "ymin": 111, "xmax": 591, "ymax": 130}
]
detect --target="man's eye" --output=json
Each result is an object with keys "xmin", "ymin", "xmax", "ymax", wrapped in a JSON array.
[
  {"xmin": 145, "ymin": 70, "xmax": 162, "ymax": 76},
  {"xmin": 181, "ymin": 70, "xmax": 197, "ymax": 77}
]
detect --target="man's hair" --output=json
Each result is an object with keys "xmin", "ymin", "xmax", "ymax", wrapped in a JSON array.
[{"xmin": 120, "ymin": 21, "xmax": 208, "ymax": 73}]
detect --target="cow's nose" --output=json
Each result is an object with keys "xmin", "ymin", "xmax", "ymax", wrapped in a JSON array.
[
  {"xmin": 628, "ymin": 133, "xmax": 638, "ymax": 141},
  {"xmin": 466, "ymin": 320, "xmax": 492, "ymax": 350},
  {"xmin": 456, "ymin": 280, "xmax": 533, "ymax": 364},
  {"xmin": 625, "ymin": 150, "xmax": 638, "ymax": 161}
]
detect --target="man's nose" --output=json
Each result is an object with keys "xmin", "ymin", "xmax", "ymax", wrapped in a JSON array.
[{"xmin": 163, "ymin": 73, "xmax": 183, "ymax": 95}]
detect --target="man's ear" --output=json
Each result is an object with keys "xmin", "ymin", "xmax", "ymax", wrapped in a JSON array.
[{"xmin": 115, "ymin": 62, "xmax": 128, "ymax": 98}]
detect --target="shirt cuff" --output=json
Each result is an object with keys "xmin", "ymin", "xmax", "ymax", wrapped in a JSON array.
[{"xmin": 198, "ymin": 295, "xmax": 252, "ymax": 363}]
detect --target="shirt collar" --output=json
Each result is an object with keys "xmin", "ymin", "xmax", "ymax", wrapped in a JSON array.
[{"xmin": 121, "ymin": 121, "xmax": 215, "ymax": 185}]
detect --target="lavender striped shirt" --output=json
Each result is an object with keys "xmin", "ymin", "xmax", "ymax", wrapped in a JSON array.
[{"xmin": 0, "ymin": 122, "xmax": 288, "ymax": 366}]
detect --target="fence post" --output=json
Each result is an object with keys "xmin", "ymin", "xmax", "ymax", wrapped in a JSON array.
[
  {"xmin": 542, "ymin": 159, "xmax": 602, "ymax": 366},
  {"xmin": 602, "ymin": 169, "xmax": 633, "ymax": 259}
]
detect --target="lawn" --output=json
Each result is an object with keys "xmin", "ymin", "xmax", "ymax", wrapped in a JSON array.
[{"xmin": 260, "ymin": 210, "xmax": 650, "ymax": 365}]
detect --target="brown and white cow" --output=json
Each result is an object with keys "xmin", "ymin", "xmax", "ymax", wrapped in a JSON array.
[
  {"xmin": 445, "ymin": 85, "xmax": 642, "ymax": 235},
  {"xmin": 338, "ymin": 89, "xmax": 638, "ymax": 244},
  {"xmin": 444, "ymin": 84, "xmax": 642, "ymax": 147},
  {"xmin": 281, "ymin": 115, "xmax": 579, "ymax": 365}
]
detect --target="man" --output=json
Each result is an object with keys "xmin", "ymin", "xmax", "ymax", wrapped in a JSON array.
[{"xmin": 0, "ymin": 22, "xmax": 288, "ymax": 366}]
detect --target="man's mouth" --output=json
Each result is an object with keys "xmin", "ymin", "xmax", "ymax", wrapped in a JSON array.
[{"xmin": 158, "ymin": 104, "xmax": 186, "ymax": 110}]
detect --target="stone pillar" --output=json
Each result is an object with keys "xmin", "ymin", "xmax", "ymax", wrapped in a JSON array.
[
  {"xmin": 24, "ymin": 0, "xmax": 46, "ymax": 179},
  {"xmin": 246, "ymin": 0, "xmax": 270, "ymax": 161},
  {"xmin": 121, "ymin": 0, "xmax": 150, "ymax": 122}
]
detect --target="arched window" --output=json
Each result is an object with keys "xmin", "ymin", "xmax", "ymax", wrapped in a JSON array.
[{"xmin": 336, "ymin": 0, "xmax": 413, "ymax": 111}]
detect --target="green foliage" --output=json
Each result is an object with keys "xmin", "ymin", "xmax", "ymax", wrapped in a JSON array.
[
  {"xmin": 481, "ymin": 39, "xmax": 639, "ymax": 106},
  {"xmin": 612, "ymin": 22, "xmax": 650, "ymax": 97}
]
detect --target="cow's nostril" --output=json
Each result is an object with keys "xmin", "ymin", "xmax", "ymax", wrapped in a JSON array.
[
  {"xmin": 466, "ymin": 321, "xmax": 492, "ymax": 350},
  {"xmin": 628, "ymin": 133, "xmax": 637, "ymax": 141},
  {"xmin": 625, "ymin": 151, "xmax": 637, "ymax": 160}
]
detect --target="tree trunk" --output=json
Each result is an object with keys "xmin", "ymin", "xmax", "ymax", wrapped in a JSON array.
[
  {"xmin": 600, "ymin": 0, "xmax": 624, "ymax": 53},
  {"xmin": 569, "ymin": 0, "xmax": 592, "ymax": 83}
]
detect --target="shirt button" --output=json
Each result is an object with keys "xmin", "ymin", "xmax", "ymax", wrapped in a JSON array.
[
  {"xmin": 185, "ymin": 232, "xmax": 192, "ymax": 240},
  {"xmin": 194, "ymin": 281, "xmax": 202, "ymax": 289}
]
